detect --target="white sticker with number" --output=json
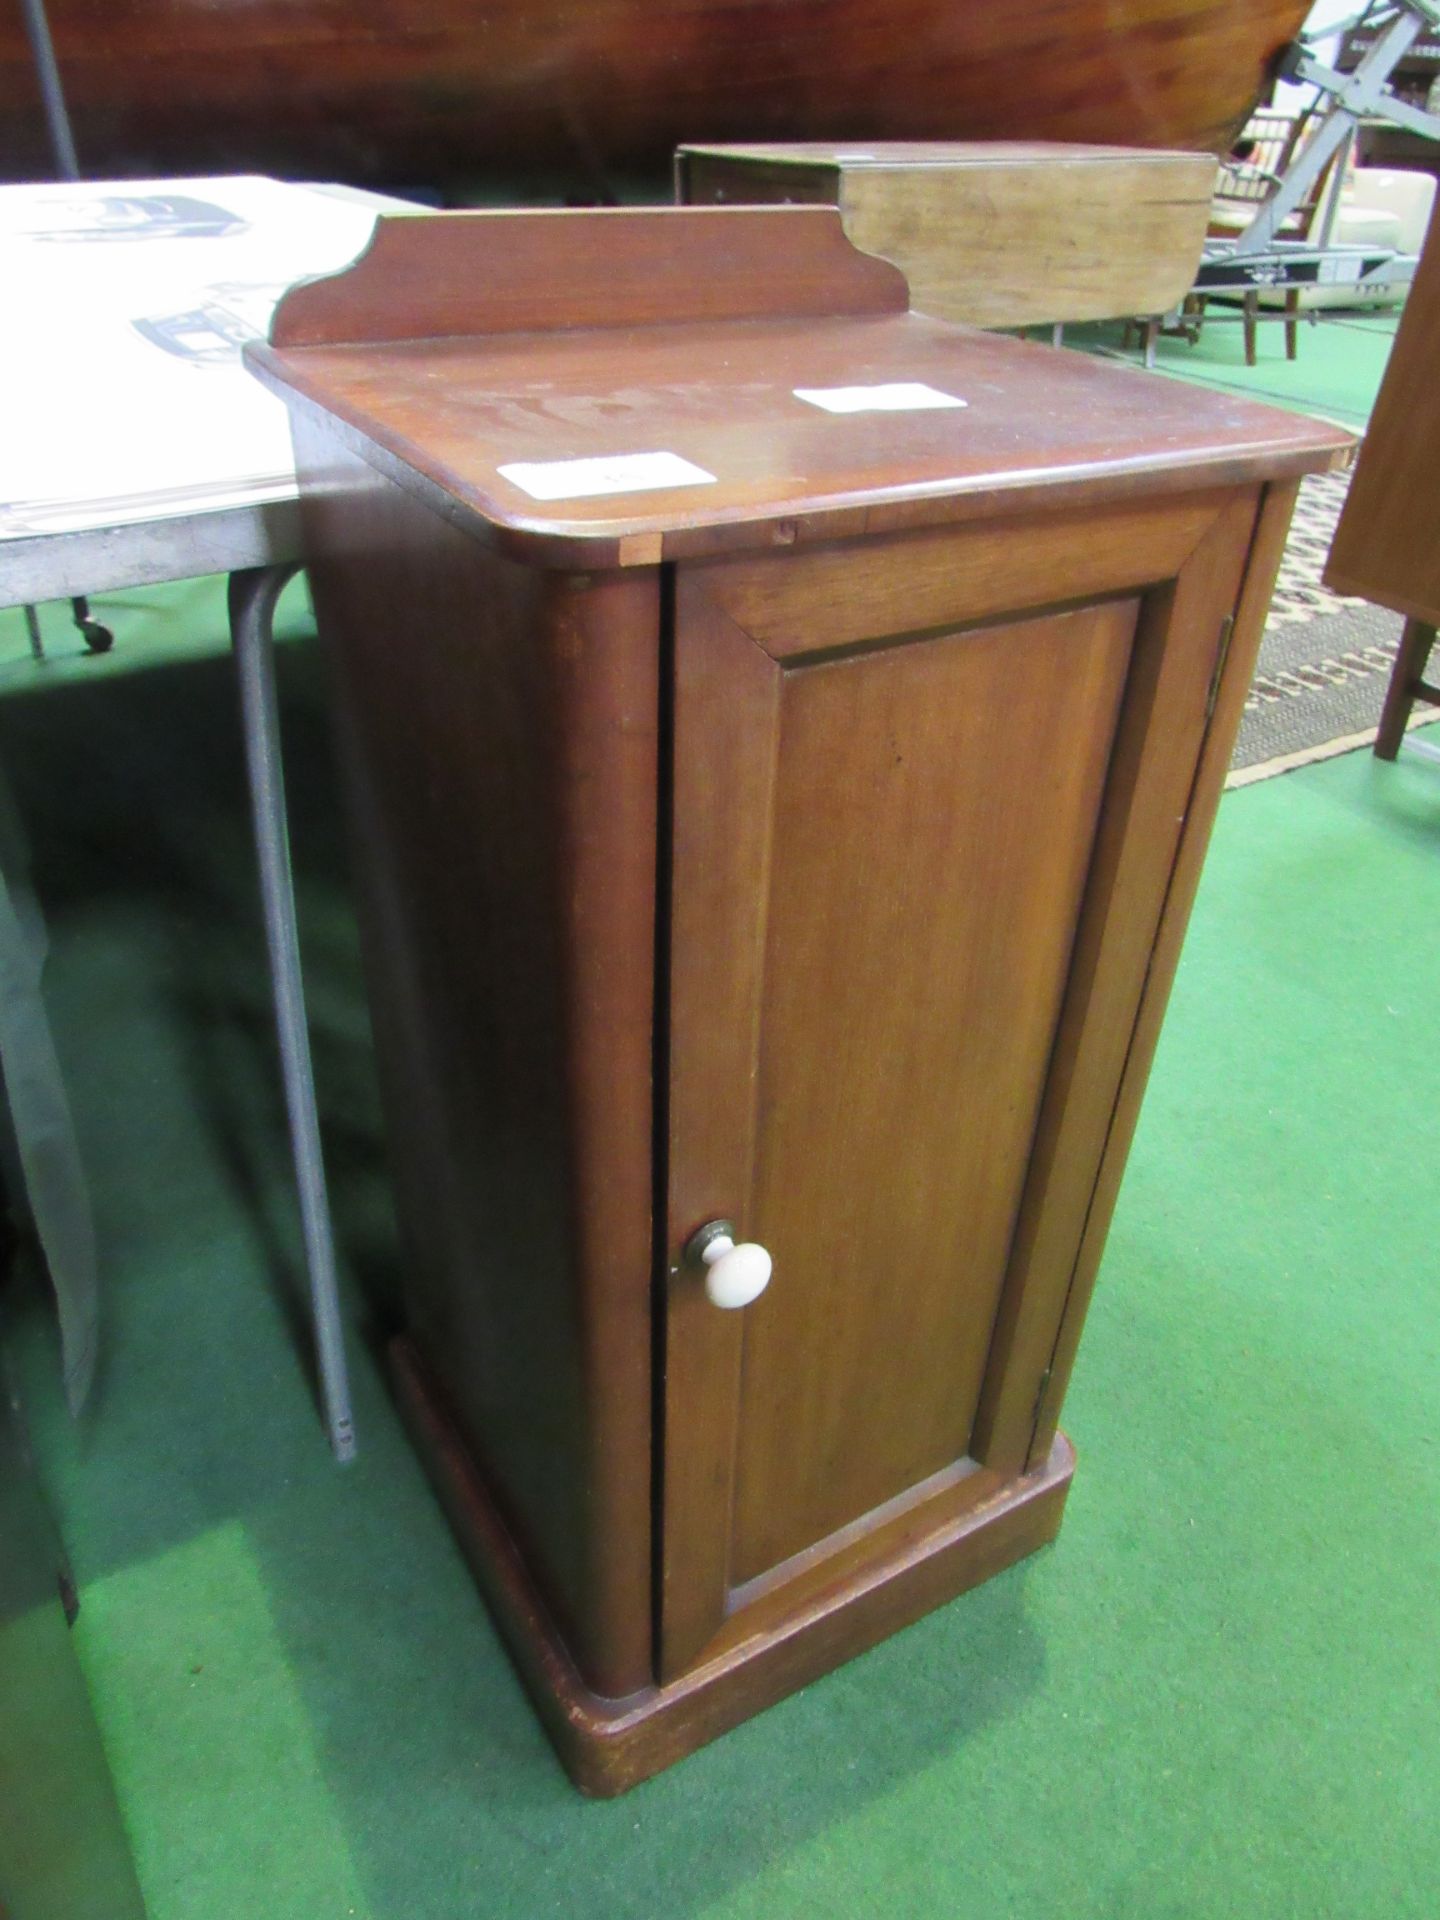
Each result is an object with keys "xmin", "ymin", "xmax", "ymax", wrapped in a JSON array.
[
  {"xmin": 793, "ymin": 383, "xmax": 968, "ymax": 414},
  {"xmin": 497, "ymin": 451, "xmax": 718, "ymax": 501}
]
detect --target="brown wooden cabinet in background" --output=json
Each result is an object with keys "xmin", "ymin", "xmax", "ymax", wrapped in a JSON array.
[
  {"xmin": 1325, "ymin": 191, "xmax": 1440, "ymax": 755},
  {"xmin": 250, "ymin": 208, "xmax": 1349, "ymax": 1794}
]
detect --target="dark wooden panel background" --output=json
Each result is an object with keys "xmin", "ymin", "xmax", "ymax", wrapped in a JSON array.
[{"xmin": 3, "ymin": 0, "xmax": 1306, "ymax": 189}]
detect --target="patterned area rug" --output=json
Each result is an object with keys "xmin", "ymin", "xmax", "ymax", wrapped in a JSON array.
[{"xmin": 1231, "ymin": 465, "xmax": 1437, "ymax": 781}]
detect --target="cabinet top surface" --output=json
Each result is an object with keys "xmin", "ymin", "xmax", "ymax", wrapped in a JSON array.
[{"xmin": 251, "ymin": 208, "xmax": 1352, "ymax": 567}]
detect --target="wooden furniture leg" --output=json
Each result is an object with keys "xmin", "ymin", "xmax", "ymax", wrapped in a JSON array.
[
  {"xmin": 1285, "ymin": 289, "xmax": 1300, "ymax": 361},
  {"xmin": 1375, "ymin": 616, "xmax": 1439, "ymax": 759},
  {"xmin": 1120, "ymin": 316, "xmax": 1160, "ymax": 364},
  {"xmin": 1244, "ymin": 290, "xmax": 1259, "ymax": 366}
]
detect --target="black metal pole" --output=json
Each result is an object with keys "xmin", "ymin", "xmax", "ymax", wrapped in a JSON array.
[{"xmin": 18, "ymin": 0, "xmax": 80, "ymax": 181}]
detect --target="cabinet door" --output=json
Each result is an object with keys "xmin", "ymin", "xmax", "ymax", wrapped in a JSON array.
[{"xmin": 660, "ymin": 492, "xmax": 1262, "ymax": 1678}]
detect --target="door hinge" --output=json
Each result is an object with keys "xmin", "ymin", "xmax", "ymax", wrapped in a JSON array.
[
  {"xmin": 1206, "ymin": 613, "xmax": 1236, "ymax": 720},
  {"xmin": 1032, "ymin": 1366, "xmax": 1053, "ymax": 1422}
]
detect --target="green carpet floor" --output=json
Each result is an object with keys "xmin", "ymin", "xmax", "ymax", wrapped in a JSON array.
[
  {"xmin": 1063, "ymin": 308, "xmax": 1399, "ymax": 429},
  {"xmin": 2, "ymin": 545, "xmax": 1438, "ymax": 1918}
]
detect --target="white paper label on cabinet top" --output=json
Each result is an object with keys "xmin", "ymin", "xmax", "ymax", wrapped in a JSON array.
[
  {"xmin": 496, "ymin": 451, "xmax": 718, "ymax": 501},
  {"xmin": 793, "ymin": 383, "xmax": 968, "ymax": 414}
]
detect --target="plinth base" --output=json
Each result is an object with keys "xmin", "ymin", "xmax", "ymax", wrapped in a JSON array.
[{"xmin": 392, "ymin": 1336, "xmax": 1074, "ymax": 1796}]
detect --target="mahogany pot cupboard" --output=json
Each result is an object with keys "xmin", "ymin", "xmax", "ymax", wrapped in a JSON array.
[{"xmin": 248, "ymin": 208, "xmax": 1350, "ymax": 1794}]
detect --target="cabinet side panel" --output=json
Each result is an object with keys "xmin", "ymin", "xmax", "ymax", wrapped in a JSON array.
[{"xmin": 291, "ymin": 420, "xmax": 658, "ymax": 1697}]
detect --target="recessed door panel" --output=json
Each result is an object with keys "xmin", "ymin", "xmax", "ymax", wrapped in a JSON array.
[
  {"xmin": 661, "ymin": 578, "xmax": 1135, "ymax": 1658},
  {"xmin": 729, "ymin": 603, "xmax": 1135, "ymax": 1581}
]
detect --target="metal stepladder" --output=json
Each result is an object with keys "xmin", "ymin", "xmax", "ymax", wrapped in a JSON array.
[
  {"xmin": 1136, "ymin": 1, "xmax": 1440, "ymax": 365},
  {"xmin": 1229, "ymin": 0, "xmax": 1440, "ymax": 258}
]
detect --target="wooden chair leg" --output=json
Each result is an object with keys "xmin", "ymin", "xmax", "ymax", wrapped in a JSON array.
[
  {"xmin": 1285, "ymin": 290, "xmax": 1300, "ymax": 361},
  {"xmin": 1375, "ymin": 617, "xmax": 1438, "ymax": 760},
  {"xmin": 1244, "ymin": 292, "xmax": 1258, "ymax": 367}
]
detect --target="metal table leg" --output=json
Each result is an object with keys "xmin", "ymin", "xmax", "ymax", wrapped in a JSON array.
[
  {"xmin": 18, "ymin": 0, "xmax": 80, "ymax": 181},
  {"xmin": 228, "ymin": 563, "xmax": 355, "ymax": 1462}
]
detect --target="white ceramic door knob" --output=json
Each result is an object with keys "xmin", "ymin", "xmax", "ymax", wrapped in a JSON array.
[{"xmin": 694, "ymin": 1229, "xmax": 773, "ymax": 1309}]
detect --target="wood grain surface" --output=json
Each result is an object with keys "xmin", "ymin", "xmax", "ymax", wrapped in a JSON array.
[
  {"xmin": 733, "ymin": 601, "xmax": 1130, "ymax": 1568},
  {"xmin": 3, "ymin": 0, "xmax": 1309, "ymax": 187},
  {"xmin": 251, "ymin": 210, "xmax": 1351, "ymax": 571},
  {"xmin": 293, "ymin": 420, "xmax": 660, "ymax": 1698},
  {"xmin": 678, "ymin": 143, "xmax": 1217, "ymax": 328},
  {"xmin": 668, "ymin": 599, "xmax": 1134, "ymax": 1610},
  {"xmin": 264, "ymin": 207, "xmax": 1350, "ymax": 1786},
  {"xmin": 658, "ymin": 490, "xmax": 1280, "ymax": 1675},
  {"xmin": 659, "ymin": 588, "xmax": 784, "ymax": 1680},
  {"xmin": 970, "ymin": 491, "xmax": 1261, "ymax": 1471},
  {"xmin": 1325, "ymin": 193, "xmax": 1440, "ymax": 625},
  {"xmin": 393, "ymin": 1334, "xmax": 1074, "ymax": 1796},
  {"xmin": 1029, "ymin": 481, "xmax": 1301, "ymax": 1463},
  {"xmin": 269, "ymin": 207, "xmax": 907, "ymax": 348}
]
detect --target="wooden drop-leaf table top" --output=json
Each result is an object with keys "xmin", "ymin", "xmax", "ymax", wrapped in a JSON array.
[{"xmin": 673, "ymin": 140, "xmax": 1219, "ymax": 330}]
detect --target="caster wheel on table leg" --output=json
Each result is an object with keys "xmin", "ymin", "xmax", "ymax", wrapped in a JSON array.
[
  {"xmin": 70, "ymin": 597, "xmax": 114, "ymax": 654},
  {"xmin": 78, "ymin": 617, "xmax": 114, "ymax": 654}
]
